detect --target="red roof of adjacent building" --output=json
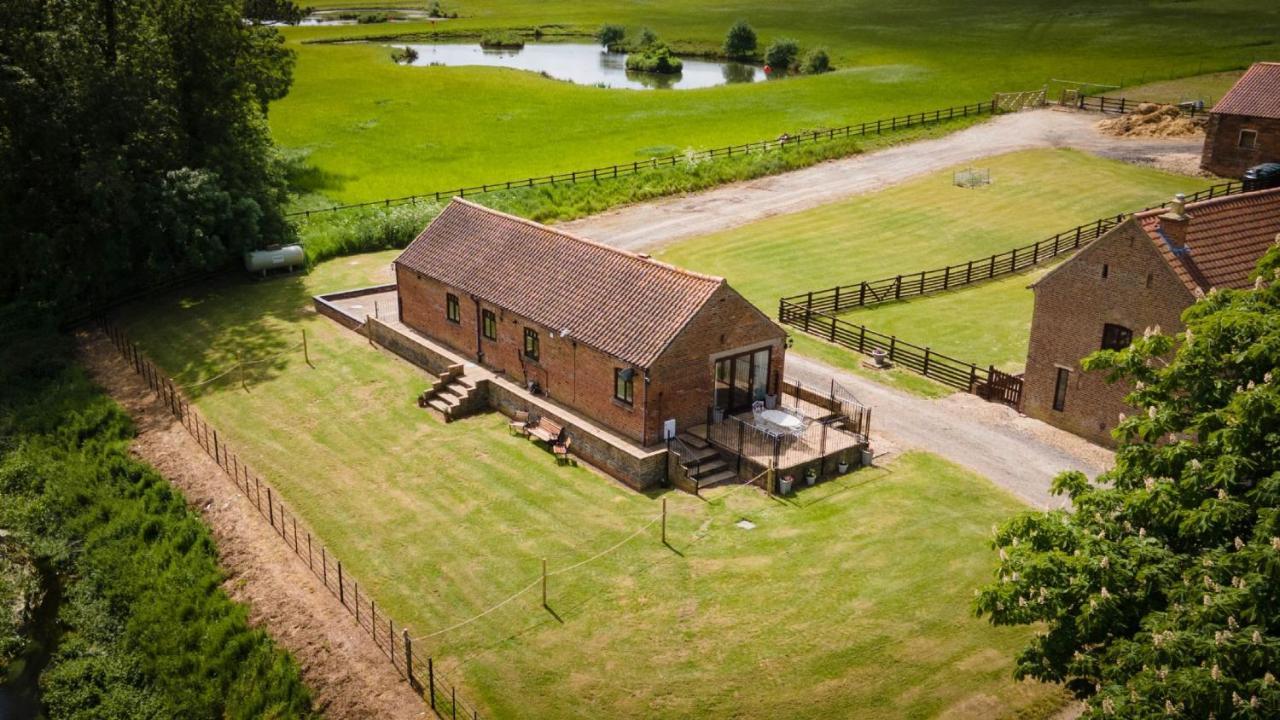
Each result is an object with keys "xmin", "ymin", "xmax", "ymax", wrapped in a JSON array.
[
  {"xmin": 395, "ymin": 199, "xmax": 729, "ymax": 368},
  {"xmin": 1212, "ymin": 62, "xmax": 1280, "ymax": 119},
  {"xmin": 1137, "ymin": 187, "xmax": 1280, "ymax": 294}
]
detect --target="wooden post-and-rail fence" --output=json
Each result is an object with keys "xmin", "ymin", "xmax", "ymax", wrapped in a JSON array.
[
  {"xmin": 778, "ymin": 180, "xmax": 1246, "ymax": 316},
  {"xmin": 288, "ymin": 100, "xmax": 1000, "ymax": 219},
  {"xmin": 97, "ymin": 322, "xmax": 484, "ymax": 720},
  {"xmin": 775, "ymin": 302, "xmax": 1023, "ymax": 409}
]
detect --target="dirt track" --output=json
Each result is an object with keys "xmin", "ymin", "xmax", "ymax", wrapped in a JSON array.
[
  {"xmin": 558, "ymin": 108, "xmax": 1204, "ymax": 250},
  {"xmin": 78, "ymin": 330, "xmax": 427, "ymax": 720}
]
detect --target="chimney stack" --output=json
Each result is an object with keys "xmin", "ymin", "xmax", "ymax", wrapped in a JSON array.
[{"xmin": 1158, "ymin": 193, "xmax": 1191, "ymax": 247}]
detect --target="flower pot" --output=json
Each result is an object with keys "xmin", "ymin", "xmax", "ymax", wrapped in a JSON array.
[
  {"xmin": 805, "ymin": 470, "xmax": 817, "ymax": 486},
  {"xmin": 837, "ymin": 462, "xmax": 849, "ymax": 474},
  {"xmin": 861, "ymin": 448, "xmax": 874, "ymax": 467},
  {"xmin": 778, "ymin": 476, "xmax": 794, "ymax": 494}
]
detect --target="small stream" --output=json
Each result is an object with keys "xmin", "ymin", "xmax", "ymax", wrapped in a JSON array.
[
  {"xmin": 396, "ymin": 43, "xmax": 766, "ymax": 90},
  {"xmin": 0, "ymin": 559, "xmax": 63, "ymax": 720}
]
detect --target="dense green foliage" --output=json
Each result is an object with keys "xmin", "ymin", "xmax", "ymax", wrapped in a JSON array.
[
  {"xmin": 479, "ymin": 30, "xmax": 524, "ymax": 48},
  {"xmin": 802, "ymin": 47, "xmax": 831, "ymax": 74},
  {"xmin": 977, "ymin": 248, "xmax": 1280, "ymax": 717},
  {"xmin": 624, "ymin": 42, "xmax": 683, "ymax": 74},
  {"xmin": 595, "ymin": 23, "xmax": 625, "ymax": 48},
  {"xmin": 0, "ymin": 0, "xmax": 297, "ymax": 311},
  {"xmin": 0, "ymin": 316, "xmax": 316, "ymax": 719},
  {"xmin": 764, "ymin": 37, "xmax": 799, "ymax": 71},
  {"xmin": 723, "ymin": 19, "xmax": 757, "ymax": 59}
]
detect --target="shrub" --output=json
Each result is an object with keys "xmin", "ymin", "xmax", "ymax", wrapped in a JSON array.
[
  {"xmin": 596, "ymin": 24, "xmax": 625, "ymax": 49},
  {"xmin": 425, "ymin": 1, "xmax": 451, "ymax": 18},
  {"xmin": 636, "ymin": 27, "xmax": 659, "ymax": 48},
  {"xmin": 802, "ymin": 48, "xmax": 832, "ymax": 74},
  {"xmin": 625, "ymin": 43, "xmax": 683, "ymax": 74},
  {"xmin": 479, "ymin": 30, "xmax": 524, "ymax": 48},
  {"xmin": 723, "ymin": 20, "xmax": 757, "ymax": 59},
  {"xmin": 390, "ymin": 46, "xmax": 419, "ymax": 64},
  {"xmin": 356, "ymin": 12, "xmax": 387, "ymax": 24},
  {"xmin": 765, "ymin": 38, "xmax": 800, "ymax": 71}
]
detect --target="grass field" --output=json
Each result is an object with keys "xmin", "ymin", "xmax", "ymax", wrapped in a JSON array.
[
  {"xmin": 270, "ymin": 1, "xmax": 1276, "ymax": 204},
  {"xmin": 118, "ymin": 252, "xmax": 1067, "ymax": 719},
  {"xmin": 658, "ymin": 149, "xmax": 1212, "ymax": 373},
  {"xmin": 1119, "ymin": 70, "xmax": 1246, "ymax": 105}
]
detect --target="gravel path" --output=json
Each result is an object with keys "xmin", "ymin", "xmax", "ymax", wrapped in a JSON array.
[
  {"xmin": 558, "ymin": 109, "xmax": 1204, "ymax": 251},
  {"xmin": 787, "ymin": 355, "xmax": 1113, "ymax": 508}
]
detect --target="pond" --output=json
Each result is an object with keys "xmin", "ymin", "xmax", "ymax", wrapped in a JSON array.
[{"xmin": 395, "ymin": 43, "xmax": 765, "ymax": 90}]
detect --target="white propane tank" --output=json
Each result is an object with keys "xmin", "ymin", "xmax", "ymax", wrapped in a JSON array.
[{"xmin": 244, "ymin": 244, "xmax": 305, "ymax": 276}]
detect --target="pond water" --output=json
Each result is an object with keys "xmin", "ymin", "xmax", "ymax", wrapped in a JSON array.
[{"xmin": 397, "ymin": 43, "xmax": 765, "ymax": 90}]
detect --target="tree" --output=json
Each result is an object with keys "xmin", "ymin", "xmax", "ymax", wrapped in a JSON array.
[
  {"xmin": 636, "ymin": 27, "xmax": 659, "ymax": 48},
  {"xmin": 0, "ymin": 0, "xmax": 297, "ymax": 313},
  {"xmin": 802, "ymin": 48, "xmax": 831, "ymax": 74},
  {"xmin": 596, "ymin": 24, "xmax": 625, "ymax": 49},
  {"xmin": 723, "ymin": 20, "xmax": 757, "ymax": 59},
  {"xmin": 976, "ymin": 247, "xmax": 1280, "ymax": 718},
  {"xmin": 764, "ymin": 38, "xmax": 800, "ymax": 71},
  {"xmin": 243, "ymin": 0, "xmax": 310, "ymax": 25}
]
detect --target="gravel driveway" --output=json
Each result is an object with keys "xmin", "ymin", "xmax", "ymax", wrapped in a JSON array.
[
  {"xmin": 786, "ymin": 355, "xmax": 1113, "ymax": 509},
  {"xmin": 558, "ymin": 109, "xmax": 1204, "ymax": 251}
]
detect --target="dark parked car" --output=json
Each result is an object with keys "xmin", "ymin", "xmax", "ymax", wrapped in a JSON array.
[{"xmin": 1243, "ymin": 163, "xmax": 1280, "ymax": 191}]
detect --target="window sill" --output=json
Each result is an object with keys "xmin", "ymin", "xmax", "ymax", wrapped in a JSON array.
[{"xmin": 612, "ymin": 399, "xmax": 635, "ymax": 412}]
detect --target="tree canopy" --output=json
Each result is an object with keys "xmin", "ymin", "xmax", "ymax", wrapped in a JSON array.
[
  {"xmin": 977, "ymin": 247, "xmax": 1280, "ymax": 718},
  {"xmin": 724, "ymin": 20, "xmax": 757, "ymax": 59},
  {"xmin": 0, "ymin": 0, "xmax": 299, "ymax": 314}
]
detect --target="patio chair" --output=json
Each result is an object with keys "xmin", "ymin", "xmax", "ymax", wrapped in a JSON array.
[
  {"xmin": 751, "ymin": 400, "xmax": 765, "ymax": 421},
  {"xmin": 553, "ymin": 436, "xmax": 573, "ymax": 465},
  {"xmin": 508, "ymin": 410, "xmax": 529, "ymax": 436}
]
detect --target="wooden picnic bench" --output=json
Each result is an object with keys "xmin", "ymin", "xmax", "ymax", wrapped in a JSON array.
[{"xmin": 526, "ymin": 416, "xmax": 564, "ymax": 445}]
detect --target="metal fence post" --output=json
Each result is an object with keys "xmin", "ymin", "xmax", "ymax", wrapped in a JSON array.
[
  {"xmin": 338, "ymin": 561, "xmax": 344, "ymax": 606},
  {"xmin": 403, "ymin": 630, "xmax": 416, "ymax": 689},
  {"xmin": 428, "ymin": 658, "xmax": 436, "ymax": 709}
]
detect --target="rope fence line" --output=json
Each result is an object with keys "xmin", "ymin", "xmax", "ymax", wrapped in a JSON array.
[
  {"xmin": 416, "ymin": 514, "xmax": 663, "ymax": 643},
  {"xmin": 97, "ymin": 321, "xmax": 480, "ymax": 720},
  {"xmin": 288, "ymin": 99, "xmax": 1001, "ymax": 219},
  {"xmin": 171, "ymin": 337, "xmax": 309, "ymax": 389}
]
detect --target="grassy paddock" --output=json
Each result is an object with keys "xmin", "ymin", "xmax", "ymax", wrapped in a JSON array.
[
  {"xmin": 119, "ymin": 252, "xmax": 1066, "ymax": 719},
  {"xmin": 659, "ymin": 149, "xmax": 1212, "ymax": 375},
  {"xmin": 270, "ymin": 1, "xmax": 1274, "ymax": 203},
  {"xmin": 292, "ymin": 115, "xmax": 983, "ymax": 264}
]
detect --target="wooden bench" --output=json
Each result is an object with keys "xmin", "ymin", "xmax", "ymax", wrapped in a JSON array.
[
  {"xmin": 508, "ymin": 410, "xmax": 530, "ymax": 436},
  {"xmin": 526, "ymin": 417, "xmax": 564, "ymax": 445}
]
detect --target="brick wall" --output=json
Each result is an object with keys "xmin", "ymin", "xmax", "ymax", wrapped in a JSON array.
[
  {"xmin": 1201, "ymin": 113, "xmax": 1280, "ymax": 178},
  {"xmin": 1023, "ymin": 220, "xmax": 1193, "ymax": 446},
  {"xmin": 396, "ymin": 265, "xmax": 785, "ymax": 446},
  {"xmin": 652, "ymin": 285, "xmax": 787, "ymax": 440}
]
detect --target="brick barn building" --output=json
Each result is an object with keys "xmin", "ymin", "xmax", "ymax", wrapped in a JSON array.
[
  {"xmin": 1200, "ymin": 62, "xmax": 1280, "ymax": 178},
  {"xmin": 1022, "ymin": 187, "xmax": 1280, "ymax": 445},
  {"xmin": 393, "ymin": 199, "xmax": 787, "ymax": 446}
]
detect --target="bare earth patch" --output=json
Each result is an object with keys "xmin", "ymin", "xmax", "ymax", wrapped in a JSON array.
[{"xmin": 77, "ymin": 329, "xmax": 426, "ymax": 720}]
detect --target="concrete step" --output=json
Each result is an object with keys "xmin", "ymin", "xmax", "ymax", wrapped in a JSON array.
[
  {"xmin": 678, "ymin": 432, "xmax": 709, "ymax": 450},
  {"xmin": 689, "ymin": 458, "xmax": 728, "ymax": 479},
  {"xmin": 679, "ymin": 446, "xmax": 720, "ymax": 466},
  {"xmin": 698, "ymin": 470, "xmax": 739, "ymax": 488},
  {"xmin": 426, "ymin": 397, "xmax": 454, "ymax": 421},
  {"xmin": 436, "ymin": 386, "xmax": 465, "ymax": 403}
]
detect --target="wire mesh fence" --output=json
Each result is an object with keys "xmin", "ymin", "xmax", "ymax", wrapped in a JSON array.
[{"xmin": 98, "ymin": 321, "xmax": 481, "ymax": 720}]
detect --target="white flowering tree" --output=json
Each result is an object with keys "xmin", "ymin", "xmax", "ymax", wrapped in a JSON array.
[{"xmin": 976, "ymin": 246, "xmax": 1280, "ymax": 718}]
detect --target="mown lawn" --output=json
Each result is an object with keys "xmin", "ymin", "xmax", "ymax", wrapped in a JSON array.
[
  {"xmin": 119, "ymin": 252, "xmax": 1065, "ymax": 719},
  {"xmin": 270, "ymin": 1, "xmax": 1274, "ymax": 203},
  {"xmin": 659, "ymin": 149, "xmax": 1211, "ymax": 374}
]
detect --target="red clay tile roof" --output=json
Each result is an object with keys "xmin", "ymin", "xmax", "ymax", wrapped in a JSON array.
[
  {"xmin": 395, "ymin": 199, "xmax": 727, "ymax": 367},
  {"xmin": 1212, "ymin": 62, "xmax": 1280, "ymax": 119},
  {"xmin": 1137, "ymin": 188, "xmax": 1280, "ymax": 295}
]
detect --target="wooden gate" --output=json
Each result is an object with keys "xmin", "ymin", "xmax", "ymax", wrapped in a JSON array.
[
  {"xmin": 978, "ymin": 367, "xmax": 1023, "ymax": 409},
  {"xmin": 993, "ymin": 88, "xmax": 1047, "ymax": 113}
]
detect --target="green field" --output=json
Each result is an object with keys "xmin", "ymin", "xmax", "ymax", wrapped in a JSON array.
[
  {"xmin": 658, "ymin": 149, "xmax": 1212, "ymax": 373},
  {"xmin": 1120, "ymin": 70, "xmax": 1245, "ymax": 105},
  {"xmin": 270, "ymin": 1, "xmax": 1275, "ymax": 204},
  {"xmin": 117, "ymin": 252, "xmax": 1066, "ymax": 719}
]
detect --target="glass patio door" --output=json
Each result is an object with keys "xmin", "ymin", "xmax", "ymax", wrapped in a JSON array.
[{"xmin": 713, "ymin": 348, "xmax": 772, "ymax": 414}]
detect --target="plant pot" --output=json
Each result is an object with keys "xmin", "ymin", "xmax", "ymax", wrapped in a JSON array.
[
  {"xmin": 778, "ymin": 477, "xmax": 794, "ymax": 495},
  {"xmin": 861, "ymin": 448, "xmax": 874, "ymax": 467},
  {"xmin": 805, "ymin": 471, "xmax": 817, "ymax": 486},
  {"xmin": 837, "ymin": 462, "xmax": 849, "ymax": 473}
]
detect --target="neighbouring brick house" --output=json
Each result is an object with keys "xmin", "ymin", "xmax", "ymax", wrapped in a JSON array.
[
  {"xmin": 1200, "ymin": 62, "xmax": 1280, "ymax": 178},
  {"xmin": 394, "ymin": 199, "xmax": 787, "ymax": 446},
  {"xmin": 1023, "ymin": 187, "xmax": 1280, "ymax": 446}
]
